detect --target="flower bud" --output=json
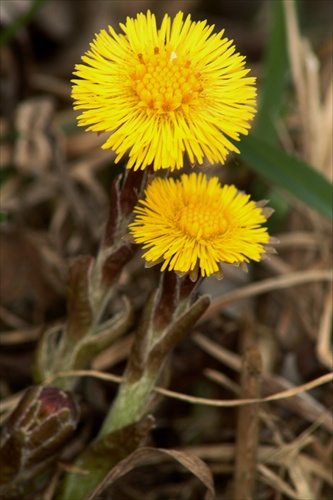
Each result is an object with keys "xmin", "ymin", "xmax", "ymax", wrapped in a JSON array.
[{"xmin": 0, "ymin": 385, "xmax": 79, "ymax": 499}]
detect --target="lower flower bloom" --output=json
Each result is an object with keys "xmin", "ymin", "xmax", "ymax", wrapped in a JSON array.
[{"xmin": 129, "ymin": 173, "xmax": 272, "ymax": 279}]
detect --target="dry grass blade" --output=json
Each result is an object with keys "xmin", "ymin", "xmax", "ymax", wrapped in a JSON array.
[
  {"xmin": 0, "ymin": 327, "xmax": 46, "ymax": 345},
  {"xmin": 42, "ymin": 368, "xmax": 332, "ymax": 410},
  {"xmin": 284, "ymin": 0, "xmax": 333, "ymax": 177},
  {"xmin": 92, "ymin": 335, "xmax": 134, "ymax": 370},
  {"xmin": 200, "ymin": 269, "xmax": 333, "ymax": 322},
  {"xmin": 205, "ymin": 369, "xmax": 240, "ymax": 395},
  {"xmin": 275, "ymin": 231, "xmax": 331, "ymax": 249},
  {"xmin": 181, "ymin": 443, "xmax": 333, "ymax": 486},
  {"xmin": 194, "ymin": 334, "xmax": 241, "ymax": 370},
  {"xmin": 316, "ymin": 286, "xmax": 333, "ymax": 369},
  {"xmin": 86, "ymin": 447, "xmax": 215, "ymax": 500},
  {"xmin": 263, "ymin": 425, "xmax": 318, "ymax": 500},
  {"xmin": 0, "ymin": 306, "xmax": 30, "ymax": 329},
  {"xmin": 194, "ymin": 334, "xmax": 333, "ymax": 432},
  {"xmin": 155, "ymin": 372, "xmax": 333, "ymax": 411},
  {"xmin": 258, "ymin": 463, "xmax": 300, "ymax": 499}
]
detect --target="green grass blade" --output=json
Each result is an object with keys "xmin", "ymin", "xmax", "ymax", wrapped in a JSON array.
[
  {"xmin": 238, "ymin": 134, "xmax": 333, "ymax": 220},
  {"xmin": 254, "ymin": 0, "xmax": 289, "ymax": 144}
]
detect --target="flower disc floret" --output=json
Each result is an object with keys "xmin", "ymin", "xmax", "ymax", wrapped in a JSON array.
[
  {"xmin": 72, "ymin": 10, "xmax": 257, "ymax": 171},
  {"xmin": 129, "ymin": 173, "xmax": 271, "ymax": 278}
]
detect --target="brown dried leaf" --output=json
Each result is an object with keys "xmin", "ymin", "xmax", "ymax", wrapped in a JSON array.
[
  {"xmin": 14, "ymin": 97, "xmax": 56, "ymax": 174},
  {"xmin": 0, "ymin": 229, "xmax": 63, "ymax": 323},
  {"xmin": 87, "ymin": 447, "xmax": 215, "ymax": 500}
]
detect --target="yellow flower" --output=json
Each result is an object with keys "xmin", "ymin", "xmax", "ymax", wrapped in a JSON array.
[
  {"xmin": 129, "ymin": 173, "xmax": 272, "ymax": 279},
  {"xmin": 72, "ymin": 11, "xmax": 256, "ymax": 171}
]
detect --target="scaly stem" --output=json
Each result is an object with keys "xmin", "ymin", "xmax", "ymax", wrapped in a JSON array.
[{"xmin": 99, "ymin": 370, "xmax": 157, "ymax": 437}]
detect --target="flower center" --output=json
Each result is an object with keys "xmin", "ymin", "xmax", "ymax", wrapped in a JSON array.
[
  {"xmin": 178, "ymin": 201, "xmax": 227, "ymax": 240},
  {"xmin": 130, "ymin": 47, "xmax": 203, "ymax": 113}
]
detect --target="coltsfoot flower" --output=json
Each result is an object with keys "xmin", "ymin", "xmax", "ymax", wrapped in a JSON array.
[
  {"xmin": 129, "ymin": 173, "xmax": 273, "ymax": 279},
  {"xmin": 72, "ymin": 11, "xmax": 257, "ymax": 171}
]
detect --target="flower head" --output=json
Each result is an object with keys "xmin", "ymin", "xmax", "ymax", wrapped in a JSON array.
[
  {"xmin": 72, "ymin": 11, "xmax": 256, "ymax": 171},
  {"xmin": 129, "ymin": 173, "xmax": 272, "ymax": 279}
]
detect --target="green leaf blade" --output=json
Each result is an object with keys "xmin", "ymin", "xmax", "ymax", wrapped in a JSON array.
[{"xmin": 237, "ymin": 134, "xmax": 333, "ymax": 221}]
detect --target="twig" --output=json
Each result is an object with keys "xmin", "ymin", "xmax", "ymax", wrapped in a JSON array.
[{"xmin": 234, "ymin": 347, "xmax": 262, "ymax": 499}]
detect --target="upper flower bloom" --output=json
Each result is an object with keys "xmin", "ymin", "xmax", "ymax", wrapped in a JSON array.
[
  {"xmin": 72, "ymin": 11, "xmax": 257, "ymax": 171},
  {"xmin": 129, "ymin": 173, "xmax": 272, "ymax": 279}
]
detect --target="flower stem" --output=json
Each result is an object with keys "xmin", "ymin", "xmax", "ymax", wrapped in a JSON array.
[{"xmin": 98, "ymin": 370, "xmax": 157, "ymax": 437}]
